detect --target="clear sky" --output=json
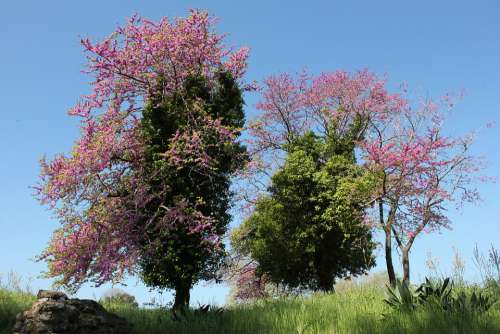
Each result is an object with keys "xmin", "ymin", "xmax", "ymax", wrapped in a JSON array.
[{"xmin": 1, "ymin": 0, "xmax": 499, "ymax": 306}]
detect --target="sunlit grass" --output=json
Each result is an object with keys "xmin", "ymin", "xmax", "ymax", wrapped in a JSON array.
[
  {"xmin": 0, "ymin": 289, "xmax": 35, "ymax": 334},
  {"xmin": 1, "ymin": 280, "xmax": 498, "ymax": 334},
  {"xmin": 102, "ymin": 285, "xmax": 500, "ymax": 334}
]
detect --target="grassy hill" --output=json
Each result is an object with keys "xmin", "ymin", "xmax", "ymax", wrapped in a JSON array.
[{"xmin": 1, "ymin": 283, "xmax": 499, "ymax": 334}]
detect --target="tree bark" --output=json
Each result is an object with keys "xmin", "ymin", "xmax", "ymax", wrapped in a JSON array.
[
  {"xmin": 385, "ymin": 228, "xmax": 397, "ymax": 286},
  {"xmin": 173, "ymin": 282, "xmax": 191, "ymax": 310},
  {"xmin": 402, "ymin": 247, "xmax": 410, "ymax": 284},
  {"xmin": 317, "ymin": 272, "xmax": 335, "ymax": 293},
  {"xmin": 379, "ymin": 200, "xmax": 396, "ymax": 286}
]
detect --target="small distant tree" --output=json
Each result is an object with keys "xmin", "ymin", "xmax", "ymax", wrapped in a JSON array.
[
  {"xmin": 232, "ymin": 130, "xmax": 376, "ymax": 292},
  {"xmin": 100, "ymin": 289, "xmax": 138, "ymax": 308}
]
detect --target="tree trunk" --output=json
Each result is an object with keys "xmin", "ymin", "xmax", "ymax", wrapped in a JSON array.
[
  {"xmin": 173, "ymin": 282, "xmax": 191, "ymax": 310},
  {"xmin": 385, "ymin": 228, "xmax": 397, "ymax": 286},
  {"xmin": 380, "ymin": 200, "xmax": 396, "ymax": 286},
  {"xmin": 317, "ymin": 273, "xmax": 335, "ymax": 293},
  {"xmin": 402, "ymin": 247, "xmax": 410, "ymax": 284}
]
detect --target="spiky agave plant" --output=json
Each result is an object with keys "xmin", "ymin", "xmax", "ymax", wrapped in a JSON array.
[
  {"xmin": 415, "ymin": 277, "xmax": 453, "ymax": 310},
  {"xmin": 384, "ymin": 279, "xmax": 420, "ymax": 312},
  {"xmin": 385, "ymin": 277, "xmax": 496, "ymax": 315}
]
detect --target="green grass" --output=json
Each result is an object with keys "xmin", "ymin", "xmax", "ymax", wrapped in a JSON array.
[
  {"xmin": 0, "ymin": 289, "xmax": 35, "ymax": 334},
  {"xmin": 1, "ymin": 285, "xmax": 498, "ymax": 334},
  {"xmin": 107, "ymin": 287, "xmax": 500, "ymax": 334}
]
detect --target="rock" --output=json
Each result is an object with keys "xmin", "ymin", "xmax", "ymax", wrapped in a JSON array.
[
  {"xmin": 13, "ymin": 290, "xmax": 130, "ymax": 334},
  {"xmin": 36, "ymin": 290, "xmax": 68, "ymax": 301}
]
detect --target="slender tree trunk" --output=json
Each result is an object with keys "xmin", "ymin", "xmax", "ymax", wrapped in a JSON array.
[
  {"xmin": 379, "ymin": 200, "xmax": 396, "ymax": 286},
  {"xmin": 173, "ymin": 282, "xmax": 191, "ymax": 310},
  {"xmin": 402, "ymin": 247, "xmax": 410, "ymax": 284},
  {"xmin": 385, "ymin": 228, "xmax": 397, "ymax": 286}
]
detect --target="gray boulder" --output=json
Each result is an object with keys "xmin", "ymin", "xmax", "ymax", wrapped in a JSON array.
[{"xmin": 13, "ymin": 290, "xmax": 130, "ymax": 334}]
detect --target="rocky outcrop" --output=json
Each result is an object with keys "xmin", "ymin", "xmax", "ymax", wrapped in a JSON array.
[{"xmin": 13, "ymin": 290, "xmax": 130, "ymax": 334}]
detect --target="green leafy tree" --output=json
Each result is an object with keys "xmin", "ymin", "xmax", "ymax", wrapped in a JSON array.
[
  {"xmin": 139, "ymin": 73, "xmax": 247, "ymax": 309},
  {"xmin": 233, "ymin": 131, "xmax": 376, "ymax": 292}
]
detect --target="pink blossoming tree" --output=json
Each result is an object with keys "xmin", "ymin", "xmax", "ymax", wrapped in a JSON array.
[
  {"xmin": 362, "ymin": 96, "xmax": 487, "ymax": 283},
  {"xmin": 35, "ymin": 10, "xmax": 250, "ymax": 309},
  {"xmin": 246, "ymin": 70, "xmax": 486, "ymax": 285}
]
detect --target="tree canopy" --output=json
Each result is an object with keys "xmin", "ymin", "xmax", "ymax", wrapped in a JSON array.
[
  {"xmin": 35, "ymin": 10, "xmax": 250, "ymax": 308},
  {"xmin": 232, "ymin": 131, "xmax": 376, "ymax": 293}
]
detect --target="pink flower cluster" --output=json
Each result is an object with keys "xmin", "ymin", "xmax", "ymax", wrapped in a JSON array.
[
  {"xmin": 71, "ymin": 10, "xmax": 250, "ymax": 118},
  {"xmin": 249, "ymin": 69, "xmax": 405, "ymax": 152},
  {"xmin": 361, "ymin": 96, "xmax": 484, "ymax": 245},
  {"xmin": 167, "ymin": 115, "xmax": 238, "ymax": 171},
  {"xmin": 234, "ymin": 264, "xmax": 270, "ymax": 302},
  {"xmin": 155, "ymin": 198, "xmax": 220, "ymax": 249}
]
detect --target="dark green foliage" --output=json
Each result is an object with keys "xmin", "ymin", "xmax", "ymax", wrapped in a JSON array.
[
  {"xmin": 484, "ymin": 279, "xmax": 500, "ymax": 303},
  {"xmin": 452, "ymin": 290, "xmax": 496, "ymax": 315},
  {"xmin": 233, "ymin": 130, "xmax": 376, "ymax": 292},
  {"xmin": 138, "ymin": 72, "xmax": 247, "ymax": 308}
]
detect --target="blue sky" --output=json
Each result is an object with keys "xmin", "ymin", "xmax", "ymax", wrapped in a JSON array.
[{"xmin": 0, "ymin": 1, "xmax": 498, "ymax": 306}]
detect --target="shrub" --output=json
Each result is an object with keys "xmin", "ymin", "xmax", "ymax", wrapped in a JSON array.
[{"xmin": 100, "ymin": 289, "xmax": 139, "ymax": 308}]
